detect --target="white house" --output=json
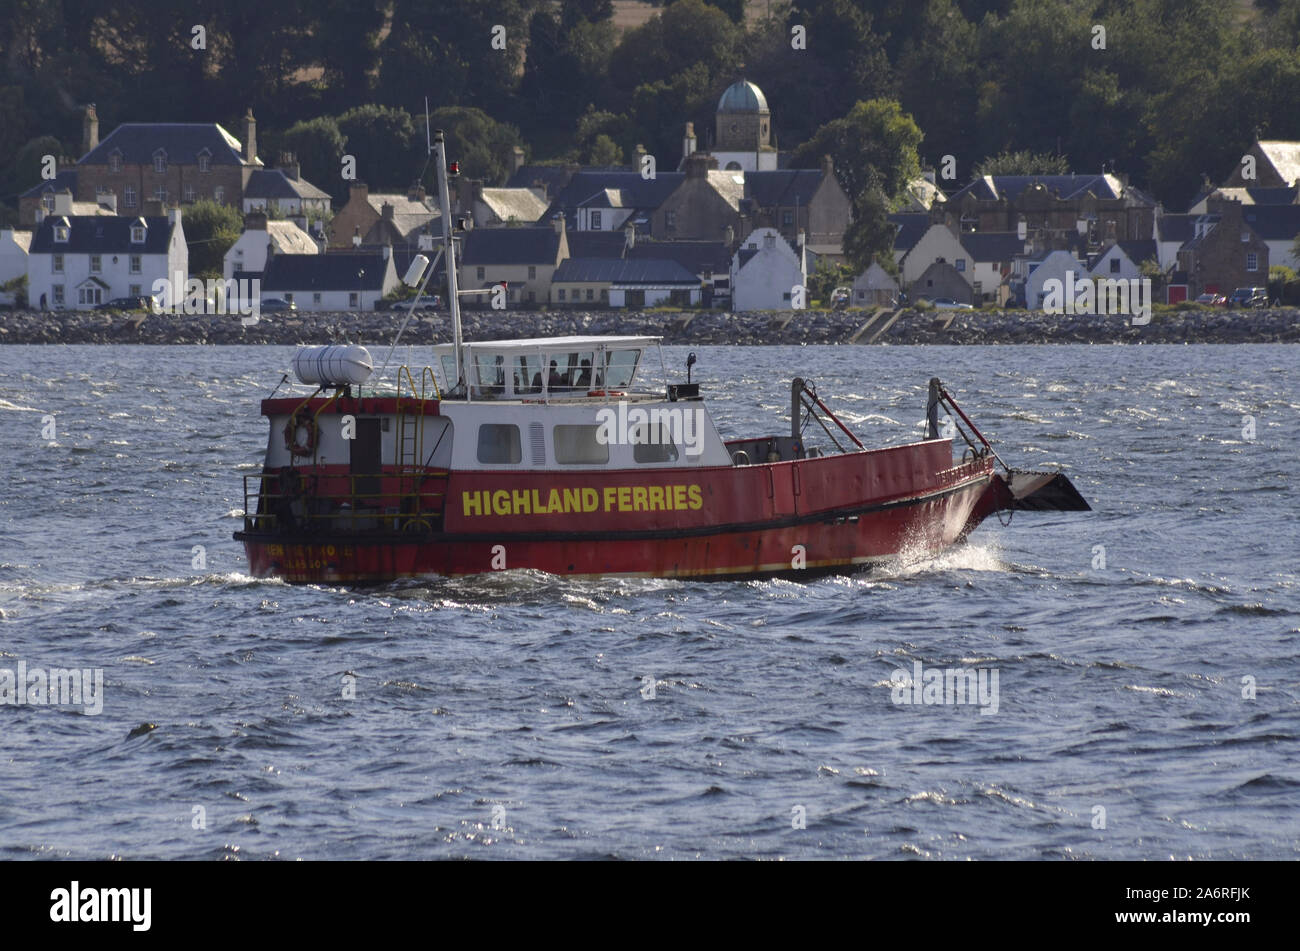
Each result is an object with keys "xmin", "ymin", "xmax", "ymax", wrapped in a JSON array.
[
  {"xmin": 1089, "ymin": 241, "xmax": 1146, "ymax": 283},
  {"xmin": 731, "ymin": 227, "xmax": 804, "ymax": 310},
  {"xmin": 1022, "ymin": 249, "xmax": 1085, "ymax": 310},
  {"xmin": 851, "ymin": 261, "xmax": 899, "ymax": 307},
  {"xmin": 255, "ymin": 248, "xmax": 397, "ymax": 311},
  {"xmin": 0, "ymin": 228, "xmax": 31, "ymax": 283},
  {"xmin": 223, "ymin": 213, "xmax": 320, "ymax": 280},
  {"xmin": 27, "ymin": 207, "xmax": 186, "ymax": 310},
  {"xmin": 898, "ymin": 221, "xmax": 972, "ymax": 290}
]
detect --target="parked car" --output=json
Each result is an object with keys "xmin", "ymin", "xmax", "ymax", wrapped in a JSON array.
[
  {"xmin": 391, "ymin": 295, "xmax": 442, "ymax": 311},
  {"xmin": 94, "ymin": 296, "xmax": 153, "ymax": 312},
  {"xmin": 1226, "ymin": 287, "xmax": 1267, "ymax": 308},
  {"xmin": 259, "ymin": 297, "xmax": 297, "ymax": 312},
  {"xmin": 1194, "ymin": 292, "xmax": 1227, "ymax": 306},
  {"xmin": 929, "ymin": 298, "xmax": 975, "ymax": 310}
]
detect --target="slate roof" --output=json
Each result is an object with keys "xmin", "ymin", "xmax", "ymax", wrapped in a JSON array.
[
  {"xmin": 553, "ymin": 258, "xmax": 698, "ymax": 285},
  {"xmin": 961, "ymin": 231, "xmax": 1026, "ymax": 263},
  {"xmin": 948, "ymin": 173, "xmax": 1130, "ymax": 203},
  {"xmin": 506, "ymin": 164, "xmax": 631, "ymax": 194},
  {"xmin": 461, "ymin": 226, "xmax": 563, "ymax": 265},
  {"xmin": 547, "ymin": 171, "xmax": 684, "ymax": 222},
  {"xmin": 1241, "ymin": 204, "xmax": 1300, "ymax": 241},
  {"xmin": 478, "ymin": 187, "xmax": 548, "ymax": 223},
  {"xmin": 244, "ymin": 168, "xmax": 331, "ymax": 201},
  {"xmin": 1256, "ymin": 141, "xmax": 1300, "ymax": 187},
  {"xmin": 260, "ymin": 251, "xmax": 391, "ymax": 292},
  {"xmin": 365, "ymin": 193, "xmax": 439, "ymax": 240},
  {"xmin": 627, "ymin": 240, "xmax": 731, "ymax": 275},
  {"xmin": 265, "ymin": 221, "xmax": 320, "ymax": 255},
  {"xmin": 744, "ymin": 170, "xmax": 824, "ymax": 208},
  {"xmin": 889, "ymin": 213, "xmax": 931, "ymax": 253},
  {"xmin": 21, "ymin": 170, "xmax": 78, "ymax": 199},
  {"xmin": 1117, "ymin": 239, "xmax": 1158, "ymax": 264},
  {"xmin": 567, "ymin": 231, "xmax": 628, "ymax": 258},
  {"xmin": 1158, "ymin": 214, "xmax": 1197, "ymax": 244},
  {"xmin": 79, "ymin": 123, "xmax": 251, "ymax": 166},
  {"xmin": 29, "ymin": 215, "xmax": 175, "ymax": 254}
]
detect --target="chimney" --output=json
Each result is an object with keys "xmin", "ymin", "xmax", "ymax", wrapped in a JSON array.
[
  {"xmin": 683, "ymin": 122, "xmax": 697, "ymax": 164},
  {"xmin": 278, "ymin": 152, "xmax": 299, "ymax": 181},
  {"xmin": 684, "ymin": 152, "xmax": 716, "ymax": 179},
  {"xmin": 551, "ymin": 212, "xmax": 565, "ymax": 236},
  {"xmin": 82, "ymin": 104, "xmax": 99, "ymax": 156},
  {"xmin": 245, "ymin": 211, "xmax": 268, "ymax": 231},
  {"xmin": 352, "ymin": 225, "xmax": 362, "ymax": 248},
  {"xmin": 144, "ymin": 199, "xmax": 164, "ymax": 216},
  {"xmin": 407, "ymin": 182, "xmax": 426, "ymax": 203},
  {"xmin": 381, "ymin": 201, "xmax": 395, "ymax": 222},
  {"xmin": 511, "ymin": 146, "xmax": 526, "ymax": 175},
  {"xmin": 349, "ymin": 182, "xmax": 369, "ymax": 207},
  {"xmin": 242, "ymin": 108, "xmax": 257, "ymax": 164},
  {"xmin": 52, "ymin": 190, "xmax": 74, "ymax": 215},
  {"xmin": 1016, "ymin": 216, "xmax": 1027, "ymax": 241}
]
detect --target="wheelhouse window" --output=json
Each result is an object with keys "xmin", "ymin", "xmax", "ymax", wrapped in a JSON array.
[
  {"xmin": 477, "ymin": 424, "xmax": 522, "ymax": 464},
  {"xmin": 553, "ymin": 425, "xmax": 608, "ymax": 465},
  {"xmin": 602, "ymin": 349, "xmax": 641, "ymax": 389},
  {"xmin": 633, "ymin": 424, "xmax": 680, "ymax": 463}
]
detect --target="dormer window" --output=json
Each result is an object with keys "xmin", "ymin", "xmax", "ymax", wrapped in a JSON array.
[
  {"xmin": 131, "ymin": 223, "xmax": 147, "ymax": 244},
  {"xmin": 54, "ymin": 223, "xmax": 70, "ymax": 243},
  {"xmin": 109, "ymin": 150, "xmax": 123, "ymax": 173},
  {"xmin": 153, "ymin": 150, "xmax": 167, "ymax": 173},
  {"xmin": 197, "ymin": 150, "xmax": 211, "ymax": 173}
]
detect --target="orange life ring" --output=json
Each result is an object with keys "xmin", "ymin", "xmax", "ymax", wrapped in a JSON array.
[
  {"xmin": 587, "ymin": 389, "xmax": 625, "ymax": 398},
  {"xmin": 284, "ymin": 410, "xmax": 318, "ymax": 457}
]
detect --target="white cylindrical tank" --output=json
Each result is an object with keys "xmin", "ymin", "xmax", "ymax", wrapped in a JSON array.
[{"xmin": 293, "ymin": 345, "xmax": 374, "ymax": 386}]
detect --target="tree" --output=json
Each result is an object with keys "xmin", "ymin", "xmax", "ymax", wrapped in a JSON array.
[
  {"xmin": 973, "ymin": 150, "xmax": 1069, "ymax": 176},
  {"xmin": 183, "ymin": 199, "xmax": 244, "ymax": 280},
  {"xmin": 427, "ymin": 106, "xmax": 524, "ymax": 187},
  {"xmin": 792, "ymin": 99, "xmax": 923, "ymax": 207},
  {"xmin": 841, "ymin": 186, "xmax": 896, "ymax": 274},
  {"xmin": 273, "ymin": 118, "xmax": 348, "ymax": 201},
  {"xmin": 337, "ymin": 105, "xmax": 420, "ymax": 192}
]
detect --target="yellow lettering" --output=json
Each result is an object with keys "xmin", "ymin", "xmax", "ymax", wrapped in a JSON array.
[
  {"xmin": 582, "ymin": 487, "xmax": 599, "ymax": 512},
  {"xmin": 492, "ymin": 490, "xmax": 510, "ymax": 516},
  {"xmin": 617, "ymin": 486, "xmax": 632, "ymax": 511},
  {"xmin": 648, "ymin": 486, "xmax": 665, "ymax": 511},
  {"xmin": 688, "ymin": 484, "xmax": 702, "ymax": 510},
  {"xmin": 548, "ymin": 489, "xmax": 563, "ymax": 514},
  {"xmin": 603, "ymin": 487, "xmax": 617, "ymax": 512},
  {"xmin": 512, "ymin": 489, "xmax": 530, "ymax": 515},
  {"xmin": 672, "ymin": 485, "xmax": 687, "ymax": 509},
  {"xmin": 632, "ymin": 486, "xmax": 648, "ymax": 511},
  {"xmin": 531, "ymin": 488, "xmax": 546, "ymax": 513},
  {"xmin": 463, "ymin": 491, "xmax": 482, "ymax": 517},
  {"xmin": 563, "ymin": 487, "xmax": 580, "ymax": 513}
]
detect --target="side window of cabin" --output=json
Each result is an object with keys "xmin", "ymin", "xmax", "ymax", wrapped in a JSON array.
[
  {"xmin": 553, "ymin": 425, "xmax": 608, "ymax": 464},
  {"xmin": 633, "ymin": 424, "xmax": 679, "ymax": 463},
  {"xmin": 477, "ymin": 424, "xmax": 522, "ymax": 464},
  {"xmin": 604, "ymin": 349, "xmax": 640, "ymax": 389}
]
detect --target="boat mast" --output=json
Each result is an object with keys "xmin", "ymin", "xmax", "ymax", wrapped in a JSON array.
[{"xmin": 432, "ymin": 128, "xmax": 464, "ymax": 393}]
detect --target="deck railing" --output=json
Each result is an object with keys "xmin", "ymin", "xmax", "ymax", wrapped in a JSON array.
[{"xmin": 242, "ymin": 468, "xmax": 449, "ymax": 536}]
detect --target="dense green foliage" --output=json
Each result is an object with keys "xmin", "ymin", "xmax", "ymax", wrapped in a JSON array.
[
  {"xmin": 2, "ymin": 0, "xmax": 1298, "ymax": 222},
  {"xmin": 182, "ymin": 199, "xmax": 243, "ymax": 279}
]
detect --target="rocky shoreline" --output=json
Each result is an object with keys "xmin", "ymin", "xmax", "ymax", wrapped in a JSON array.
[{"xmin": 1, "ymin": 306, "xmax": 1298, "ymax": 345}]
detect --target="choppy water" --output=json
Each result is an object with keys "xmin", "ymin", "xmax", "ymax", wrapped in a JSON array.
[{"xmin": 1, "ymin": 343, "xmax": 1296, "ymax": 860}]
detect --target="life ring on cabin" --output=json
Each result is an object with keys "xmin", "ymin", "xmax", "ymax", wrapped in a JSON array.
[
  {"xmin": 284, "ymin": 410, "xmax": 319, "ymax": 457},
  {"xmin": 587, "ymin": 389, "xmax": 625, "ymax": 398}
]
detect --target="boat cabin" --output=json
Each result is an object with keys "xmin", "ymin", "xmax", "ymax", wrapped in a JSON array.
[{"xmin": 432, "ymin": 335, "xmax": 661, "ymax": 402}]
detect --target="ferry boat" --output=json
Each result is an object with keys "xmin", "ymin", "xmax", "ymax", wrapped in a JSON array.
[{"xmin": 234, "ymin": 131, "xmax": 1088, "ymax": 584}]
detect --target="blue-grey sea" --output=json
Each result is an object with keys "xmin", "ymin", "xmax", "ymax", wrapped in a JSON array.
[{"xmin": 0, "ymin": 343, "xmax": 1296, "ymax": 860}]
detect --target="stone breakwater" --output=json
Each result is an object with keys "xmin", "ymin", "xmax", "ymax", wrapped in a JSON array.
[{"xmin": 1, "ymin": 307, "xmax": 1298, "ymax": 345}]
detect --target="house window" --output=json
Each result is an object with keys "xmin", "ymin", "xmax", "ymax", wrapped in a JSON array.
[
  {"xmin": 782, "ymin": 211, "xmax": 794, "ymax": 228},
  {"xmin": 129, "ymin": 284, "xmax": 142, "ymax": 296},
  {"xmin": 130, "ymin": 255, "xmax": 141, "ymax": 274},
  {"xmin": 184, "ymin": 185, "xmax": 196, "ymax": 202},
  {"xmin": 586, "ymin": 288, "xmax": 594, "ymax": 301},
  {"xmin": 42, "ymin": 193, "xmax": 55, "ymax": 213},
  {"xmin": 213, "ymin": 186, "xmax": 224, "ymax": 203},
  {"xmin": 592, "ymin": 211, "xmax": 602, "ymax": 230},
  {"xmin": 52, "ymin": 285, "xmax": 64, "ymax": 306},
  {"xmin": 528, "ymin": 266, "xmax": 536, "ymax": 280},
  {"xmin": 52, "ymin": 254, "xmax": 64, "ymax": 273},
  {"xmin": 198, "ymin": 153, "xmax": 211, "ymax": 173},
  {"xmin": 109, "ymin": 152, "xmax": 122, "ymax": 173},
  {"xmin": 53, "ymin": 225, "xmax": 69, "ymax": 243},
  {"xmin": 528, "ymin": 291, "xmax": 535, "ymax": 302},
  {"xmin": 349, "ymin": 292, "xmax": 360, "ymax": 308},
  {"xmin": 153, "ymin": 187, "xmax": 167, "ymax": 203},
  {"xmin": 1110, "ymin": 258, "xmax": 1121, "ymax": 274},
  {"xmin": 153, "ymin": 151, "xmax": 167, "ymax": 173},
  {"xmin": 1246, "ymin": 252, "xmax": 1258, "ymax": 272},
  {"xmin": 131, "ymin": 226, "xmax": 146, "ymax": 243},
  {"xmin": 313, "ymin": 293, "xmax": 322, "ymax": 305},
  {"xmin": 558, "ymin": 289, "xmax": 566, "ymax": 301},
  {"xmin": 124, "ymin": 186, "xmax": 137, "ymax": 208},
  {"xmin": 90, "ymin": 255, "xmax": 101, "ymax": 273},
  {"xmin": 476, "ymin": 266, "xmax": 485, "ymax": 280},
  {"xmin": 78, "ymin": 286, "xmax": 102, "ymax": 305},
  {"xmin": 477, "ymin": 424, "xmax": 522, "ymax": 464},
  {"xmin": 955, "ymin": 258, "xmax": 966, "ymax": 272}
]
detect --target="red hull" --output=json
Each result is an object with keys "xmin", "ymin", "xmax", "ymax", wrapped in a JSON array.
[{"xmin": 237, "ymin": 443, "xmax": 997, "ymax": 583}]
